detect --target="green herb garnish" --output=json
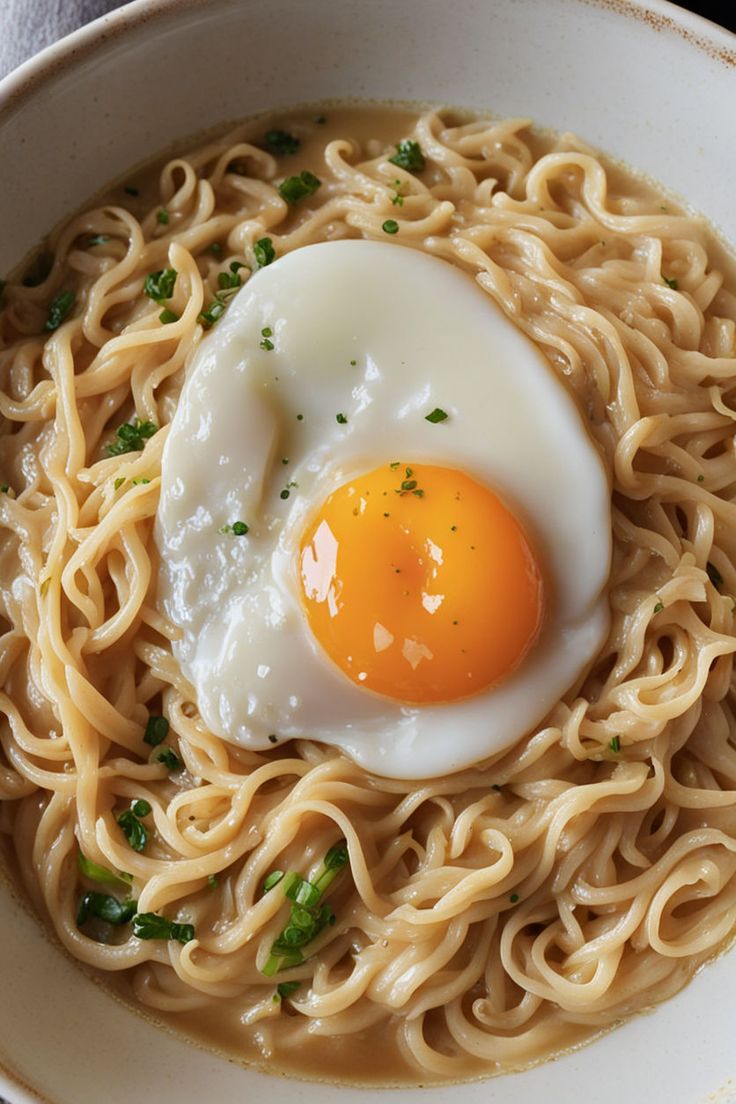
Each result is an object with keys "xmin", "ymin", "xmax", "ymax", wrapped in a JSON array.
[
  {"xmin": 263, "ymin": 870, "xmax": 285, "ymax": 893},
  {"xmin": 117, "ymin": 800, "xmax": 151, "ymax": 853},
  {"xmin": 395, "ymin": 466, "xmax": 424, "ymax": 498},
  {"xmin": 77, "ymin": 892, "xmax": 137, "ymax": 928},
  {"xmin": 44, "ymin": 291, "xmax": 75, "ymax": 332},
  {"xmin": 217, "ymin": 260, "xmax": 247, "ymax": 291},
  {"xmin": 264, "ymin": 129, "xmax": 300, "ymax": 156},
  {"xmin": 382, "ymin": 219, "xmax": 399, "ymax": 235},
  {"xmin": 105, "ymin": 417, "xmax": 157, "ymax": 456},
  {"xmin": 199, "ymin": 299, "xmax": 227, "ymax": 328},
  {"xmin": 254, "ymin": 237, "xmax": 275, "ymax": 268},
  {"xmin": 132, "ymin": 912, "xmax": 195, "ymax": 944},
  {"xmin": 144, "ymin": 715, "xmax": 169, "ymax": 746},
  {"xmin": 154, "ymin": 747, "xmax": 182, "ymax": 771},
  {"xmin": 144, "ymin": 268, "xmax": 177, "ymax": 304},
  {"xmin": 389, "ymin": 140, "xmax": 425, "ymax": 174},
  {"xmin": 707, "ymin": 561, "xmax": 723, "ymax": 589},
  {"xmin": 425, "ymin": 407, "xmax": 448, "ymax": 424},
  {"xmin": 77, "ymin": 851, "xmax": 133, "ymax": 889},
  {"xmin": 278, "ymin": 171, "xmax": 321, "ymax": 204},
  {"xmin": 261, "ymin": 840, "xmax": 349, "ymax": 976},
  {"xmin": 609, "ymin": 736, "xmax": 621, "ymax": 753},
  {"xmin": 276, "ymin": 981, "xmax": 301, "ymax": 999}
]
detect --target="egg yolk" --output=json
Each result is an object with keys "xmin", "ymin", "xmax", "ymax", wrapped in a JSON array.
[{"xmin": 298, "ymin": 463, "xmax": 544, "ymax": 704}]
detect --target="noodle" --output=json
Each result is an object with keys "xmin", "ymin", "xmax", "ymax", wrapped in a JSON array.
[{"xmin": 1, "ymin": 104, "xmax": 736, "ymax": 1085}]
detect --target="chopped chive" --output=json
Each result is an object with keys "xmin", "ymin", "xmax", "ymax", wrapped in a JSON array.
[
  {"xmin": 77, "ymin": 851, "xmax": 133, "ymax": 890},
  {"xmin": 254, "ymin": 237, "xmax": 275, "ymax": 268},
  {"xmin": 264, "ymin": 129, "xmax": 300, "ymax": 156},
  {"xmin": 278, "ymin": 171, "xmax": 321, "ymax": 204},
  {"xmin": 154, "ymin": 747, "xmax": 181, "ymax": 771},
  {"xmin": 105, "ymin": 417, "xmax": 157, "ymax": 456},
  {"xmin": 44, "ymin": 291, "xmax": 75, "ymax": 332},
  {"xmin": 144, "ymin": 715, "xmax": 169, "ymax": 747},
  {"xmin": 132, "ymin": 912, "xmax": 195, "ymax": 944},
  {"xmin": 77, "ymin": 891, "xmax": 137, "ymax": 928},
  {"xmin": 389, "ymin": 140, "xmax": 425, "ymax": 173}
]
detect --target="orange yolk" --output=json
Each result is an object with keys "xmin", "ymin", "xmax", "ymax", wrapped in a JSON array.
[{"xmin": 298, "ymin": 463, "xmax": 544, "ymax": 704}]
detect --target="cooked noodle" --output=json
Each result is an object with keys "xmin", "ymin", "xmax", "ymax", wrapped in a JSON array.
[{"xmin": 1, "ymin": 105, "xmax": 736, "ymax": 1084}]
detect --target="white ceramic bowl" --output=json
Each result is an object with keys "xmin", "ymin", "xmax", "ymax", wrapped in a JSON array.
[{"xmin": 1, "ymin": 2, "xmax": 735, "ymax": 1102}]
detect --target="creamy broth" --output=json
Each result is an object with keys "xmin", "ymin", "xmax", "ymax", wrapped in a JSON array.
[{"xmin": 1, "ymin": 104, "xmax": 736, "ymax": 1087}]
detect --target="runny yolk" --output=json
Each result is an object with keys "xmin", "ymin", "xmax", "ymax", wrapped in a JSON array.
[{"xmin": 298, "ymin": 463, "xmax": 545, "ymax": 704}]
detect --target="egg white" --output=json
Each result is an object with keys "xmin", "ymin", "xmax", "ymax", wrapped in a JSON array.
[{"xmin": 156, "ymin": 241, "xmax": 610, "ymax": 778}]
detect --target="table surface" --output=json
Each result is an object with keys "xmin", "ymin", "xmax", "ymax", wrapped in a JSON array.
[{"xmin": 0, "ymin": 1, "xmax": 733, "ymax": 1103}]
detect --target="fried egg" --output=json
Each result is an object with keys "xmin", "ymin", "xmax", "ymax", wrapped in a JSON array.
[{"xmin": 156, "ymin": 241, "xmax": 610, "ymax": 778}]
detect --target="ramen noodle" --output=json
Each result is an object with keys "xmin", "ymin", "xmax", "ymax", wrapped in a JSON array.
[{"xmin": 1, "ymin": 105, "xmax": 736, "ymax": 1085}]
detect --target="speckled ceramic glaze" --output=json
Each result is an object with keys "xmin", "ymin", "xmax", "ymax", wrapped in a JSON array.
[{"xmin": 1, "ymin": 2, "xmax": 735, "ymax": 1102}]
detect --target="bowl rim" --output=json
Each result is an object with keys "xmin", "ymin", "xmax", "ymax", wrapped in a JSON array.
[
  {"xmin": 0, "ymin": 0, "xmax": 734, "ymax": 125},
  {"xmin": 0, "ymin": 1, "xmax": 735, "ymax": 1102}
]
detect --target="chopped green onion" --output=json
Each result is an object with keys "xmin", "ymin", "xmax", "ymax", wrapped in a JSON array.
[
  {"xmin": 382, "ymin": 219, "xmax": 399, "ymax": 235},
  {"xmin": 77, "ymin": 851, "xmax": 133, "ymax": 889},
  {"xmin": 154, "ymin": 747, "xmax": 181, "ymax": 771},
  {"xmin": 264, "ymin": 129, "xmax": 300, "ymax": 156},
  {"xmin": 105, "ymin": 418, "xmax": 157, "ymax": 457},
  {"xmin": 144, "ymin": 268, "xmax": 177, "ymax": 304},
  {"xmin": 132, "ymin": 912, "xmax": 195, "ymax": 944},
  {"xmin": 425, "ymin": 407, "xmax": 448, "ymax": 424},
  {"xmin": 278, "ymin": 171, "xmax": 321, "ymax": 204},
  {"xmin": 44, "ymin": 291, "xmax": 75, "ymax": 332},
  {"xmin": 199, "ymin": 299, "xmax": 227, "ymax": 328},
  {"xmin": 77, "ymin": 891, "xmax": 137, "ymax": 928},
  {"xmin": 261, "ymin": 840, "xmax": 348, "ymax": 976},
  {"xmin": 389, "ymin": 140, "xmax": 425, "ymax": 173},
  {"xmin": 117, "ymin": 802, "xmax": 150, "ymax": 853},
  {"xmin": 276, "ymin": 981, "xmax": 301, "ymax": 999},
  {"xmin": 263, "ymin": 870, "xmax": 285, "ymax": 893},
  {"xmin": 144, "ymin": 715, "xmax": 169, "ymax": 746},
  {"xmin": 254, "ymin": 237, "xmax": 275, "ymax": 268}
]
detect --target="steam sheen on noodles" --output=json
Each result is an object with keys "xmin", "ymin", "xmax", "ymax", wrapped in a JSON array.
[{"xmin": 1, "ymin": 106, "xmax": 736, "ymax": 1084}]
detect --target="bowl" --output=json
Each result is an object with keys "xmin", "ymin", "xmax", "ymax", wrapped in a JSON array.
[{"xmin": 1, "ymin": 2, "xmax": 735, "ymax": 1102}]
